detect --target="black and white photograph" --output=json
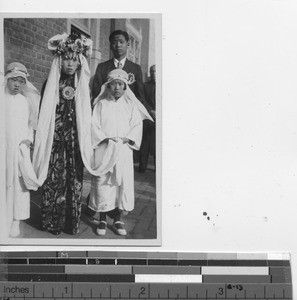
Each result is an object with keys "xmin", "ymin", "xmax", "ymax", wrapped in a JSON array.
[{"xmin": 0, "ymin": 14, "xmax": 161, "ymax": 246}]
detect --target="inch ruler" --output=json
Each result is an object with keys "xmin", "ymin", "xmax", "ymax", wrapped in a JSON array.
[{"xmin": 0, "ymin": 251, "xmax": 293, "ymax": 300}]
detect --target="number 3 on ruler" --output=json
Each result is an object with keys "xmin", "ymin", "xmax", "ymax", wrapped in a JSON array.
[{"xmin": 218, "ymin": 287, "xmax": 224, "ymax": 295}]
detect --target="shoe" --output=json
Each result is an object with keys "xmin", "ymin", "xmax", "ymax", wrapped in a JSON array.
[
  {"xmin": 71, "ymin": 228, "xmax": 80, "ymax": 235},
  {"xmin": 48, "ymin": 230, "xmax": 61, "ymax": 236},
  {"xmin": 113, "ymin": 221, "xmax": 127, "ymax": 236},
  {"xmin": 96, "ymin": 221, "xmax": 107, "ymax": 236}
]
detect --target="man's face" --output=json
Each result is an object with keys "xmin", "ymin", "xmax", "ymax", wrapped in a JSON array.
[
  {"xmin": 150, "ymin": 65, "xmax": 156, "ymax": 82},
  {"xmin": 109, "ymin": 79, "xmax": 126, "ymax": 99},
  {"xmin": 7, "ymin": 77, "xmax": 26, "ymax": 95},
  {"xmin": 110, "ymin": 34, "xmax": 129, "ymax": 58},
  {"xmin": 61, "ymin": 52, "xmax": 80, "ymax": 75}
]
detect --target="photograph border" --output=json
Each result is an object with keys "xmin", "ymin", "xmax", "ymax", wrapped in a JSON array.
[{"xmin": 0, "ymin": 12, "xmax": 162, "ymax": 247}]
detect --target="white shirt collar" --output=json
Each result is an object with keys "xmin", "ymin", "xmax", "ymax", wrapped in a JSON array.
[{"xmin": 114, "ymin": 57, "xmax": 127, "ymax": 68}]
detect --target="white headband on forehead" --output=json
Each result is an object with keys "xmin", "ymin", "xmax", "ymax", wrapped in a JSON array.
[
  {"xmin": 106, "ymin": 69, "xmax": 135, "ymax": 85},
  {"xmin": 5, "ymin": 70, "xmax": 27, "ymax": 81},
  {"xmin": 5, "ymin": 62, "xmax": 29, "ymax": 81}
]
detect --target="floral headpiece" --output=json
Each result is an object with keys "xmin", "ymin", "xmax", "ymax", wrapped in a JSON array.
[{"xmin": 48, "ymin": 33, "xmax": 92, "ymax": 58}]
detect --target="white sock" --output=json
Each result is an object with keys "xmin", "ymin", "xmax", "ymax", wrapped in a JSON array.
[{"xmin": 10, "ymin": 220, "xmax": 20, "ymax": 238}]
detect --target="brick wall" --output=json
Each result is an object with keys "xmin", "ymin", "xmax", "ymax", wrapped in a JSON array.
[
  {"xmin": 99, "ymin": 19, "xmax": 112, "ymax": 63},
  {"xmin": 4, "ymin": 18, "xmax": 153, "ymax": 90},
  {"xmin": 4, "ymin": 18, "xmax": 68, "ymax": 92}
]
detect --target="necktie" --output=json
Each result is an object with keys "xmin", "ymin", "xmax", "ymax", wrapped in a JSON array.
[{"xmin": 117, "ymin": 61, "xmax": 123, "ymax": 69}]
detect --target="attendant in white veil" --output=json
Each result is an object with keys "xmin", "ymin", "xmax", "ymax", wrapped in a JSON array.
[
  {"xmin": 89, "ymin": 69, "xmax": 153, "ymax": 236},
  {"xmin": 4, "ymin": 62, "xmax": 40, "ymax": 237}
]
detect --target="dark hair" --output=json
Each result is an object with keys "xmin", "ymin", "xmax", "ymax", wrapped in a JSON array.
[{"xmin": 109, "ymin": 30, "xmax": 129, "ymax": 42}]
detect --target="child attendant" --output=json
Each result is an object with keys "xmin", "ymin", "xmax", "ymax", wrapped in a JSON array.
[
  {"xmin": 4, "ymin": 62, "xmax": 39, "ymax": 237},
  {"xmin": 89, "ymin": 69, "xmax": 153, "ymax": 236}
]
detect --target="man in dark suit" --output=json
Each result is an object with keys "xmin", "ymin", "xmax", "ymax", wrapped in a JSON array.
[
  {"xmin": 139, "ymin": 65, "xmax": 156, "ymax": 172},
  {"xmin": 92, "ymin": 30, "xmax": 144, "ymax": 103}
]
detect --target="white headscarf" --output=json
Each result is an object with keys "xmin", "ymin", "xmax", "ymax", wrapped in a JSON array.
[
  {"xmin": 4, "ymin": 62, "xmax": 40, "ymax": 130},
  {"xmin": 94, "ymin": 69, "xmax": 154, "ymax": 122}
]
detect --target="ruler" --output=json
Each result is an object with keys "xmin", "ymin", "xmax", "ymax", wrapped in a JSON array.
[{"xmin": 0, "ymin": 251, "xmax": 293, "ymax": 299}]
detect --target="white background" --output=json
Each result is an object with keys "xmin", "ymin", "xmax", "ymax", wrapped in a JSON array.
[{"xmin": 1, "ymin": 0, "xmax": 297, "ymax": 292}]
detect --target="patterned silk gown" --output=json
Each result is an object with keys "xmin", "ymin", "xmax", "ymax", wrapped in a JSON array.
[{"xmin": 42, "ymin": 74, "xmax": 84, "ymax": 235}]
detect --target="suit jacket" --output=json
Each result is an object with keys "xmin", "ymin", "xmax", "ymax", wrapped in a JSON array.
[
  {"xmin": 143, "ymin": 80, "xmax": 156, "ymax": 112},
  {"xmin": 92, "ymin": 58, "xmax": 145, "ymax": 104}
]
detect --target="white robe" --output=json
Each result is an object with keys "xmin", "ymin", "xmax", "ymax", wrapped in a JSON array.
[
  {"xmin": 89, "ymin": 95, "xmax": 143, "ymax": 212},
  {"xmin": 5, "ymin": 91, "xmax": 33, "ymax": 232}
]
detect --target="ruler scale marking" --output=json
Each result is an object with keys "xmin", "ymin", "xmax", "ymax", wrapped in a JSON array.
[{"xmin": 0, "ymin": 252, "xmax": 292, "ymax": 300}]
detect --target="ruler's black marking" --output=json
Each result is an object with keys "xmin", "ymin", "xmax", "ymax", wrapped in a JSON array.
[
  {"xmin": 29, "ymin": 258, "xmax": 56, "ymax": 264},
  {"xmin": 268, "ymin": 260, "xmax": 291, "ymax": 267},
  {"xmin": 67, "ymin": 274, "xmax": 134, "ymax": 282},
  {"xmin": 7, "ymin": 259, "xmax": 27, "ymax": 265},
  {"xmin": 7, "ymin": 273, "xmax": 66, "ymax": 282},
  {"xmin": 237, "ymin": 259, "xmax": 268, "ymax": 266},
  {"xmin": 88, "ymin": 258, "xmax": 116, "ymax": 265},
  {"xmin": 148, "ymin": 259, "xmax": 178, "ymax": 265},
  {"xmin": 117, "ymin": 259, "xmax": 147, "ymax": 265},
  {"xmin": 178, "ymin": 259, "xmax": 207, "ymax": 266},
  {"xmin": 55, "ymin": 258, "xmax": 86, "ymax": 265}
]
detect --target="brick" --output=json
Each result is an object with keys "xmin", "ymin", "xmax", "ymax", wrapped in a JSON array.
[
  {"xmin": 23, "ymin": 56, "xmax": 34, "ymax": 64},
  {"xmin": 27, "ymin": 19, "xmax": 36, "ymax": 25},
  {"xmin": 5, "ymin": 28, "xmax": 14, "ymax": 36},
  {"xmin": 4, "ymin": 19, "xmax": 12, "ymax": 28},
  {"xmin": 20, "ymin": 19, "xmax": 28, "ymax": 28},
  {"xmin": 23, "ymin": 42, "xmax": 34, "ymax": 50},
  {"xmin": 10, "ymin": 52, "xmax": 23, "ymax": 60},
  {"xmin": 24, "ymin": 28, "xmax": 35, "ymax": 38},
  {"xmin": 10, "ymin": 22, "xmax": 24, "ymax": 33},
  {"xmin": 34, "ymin": 70, "xmax": 44, "ymax": 78},
  {"xmin": 10, "ymin": 37, "xmax": 23, "ymax": 46}
]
